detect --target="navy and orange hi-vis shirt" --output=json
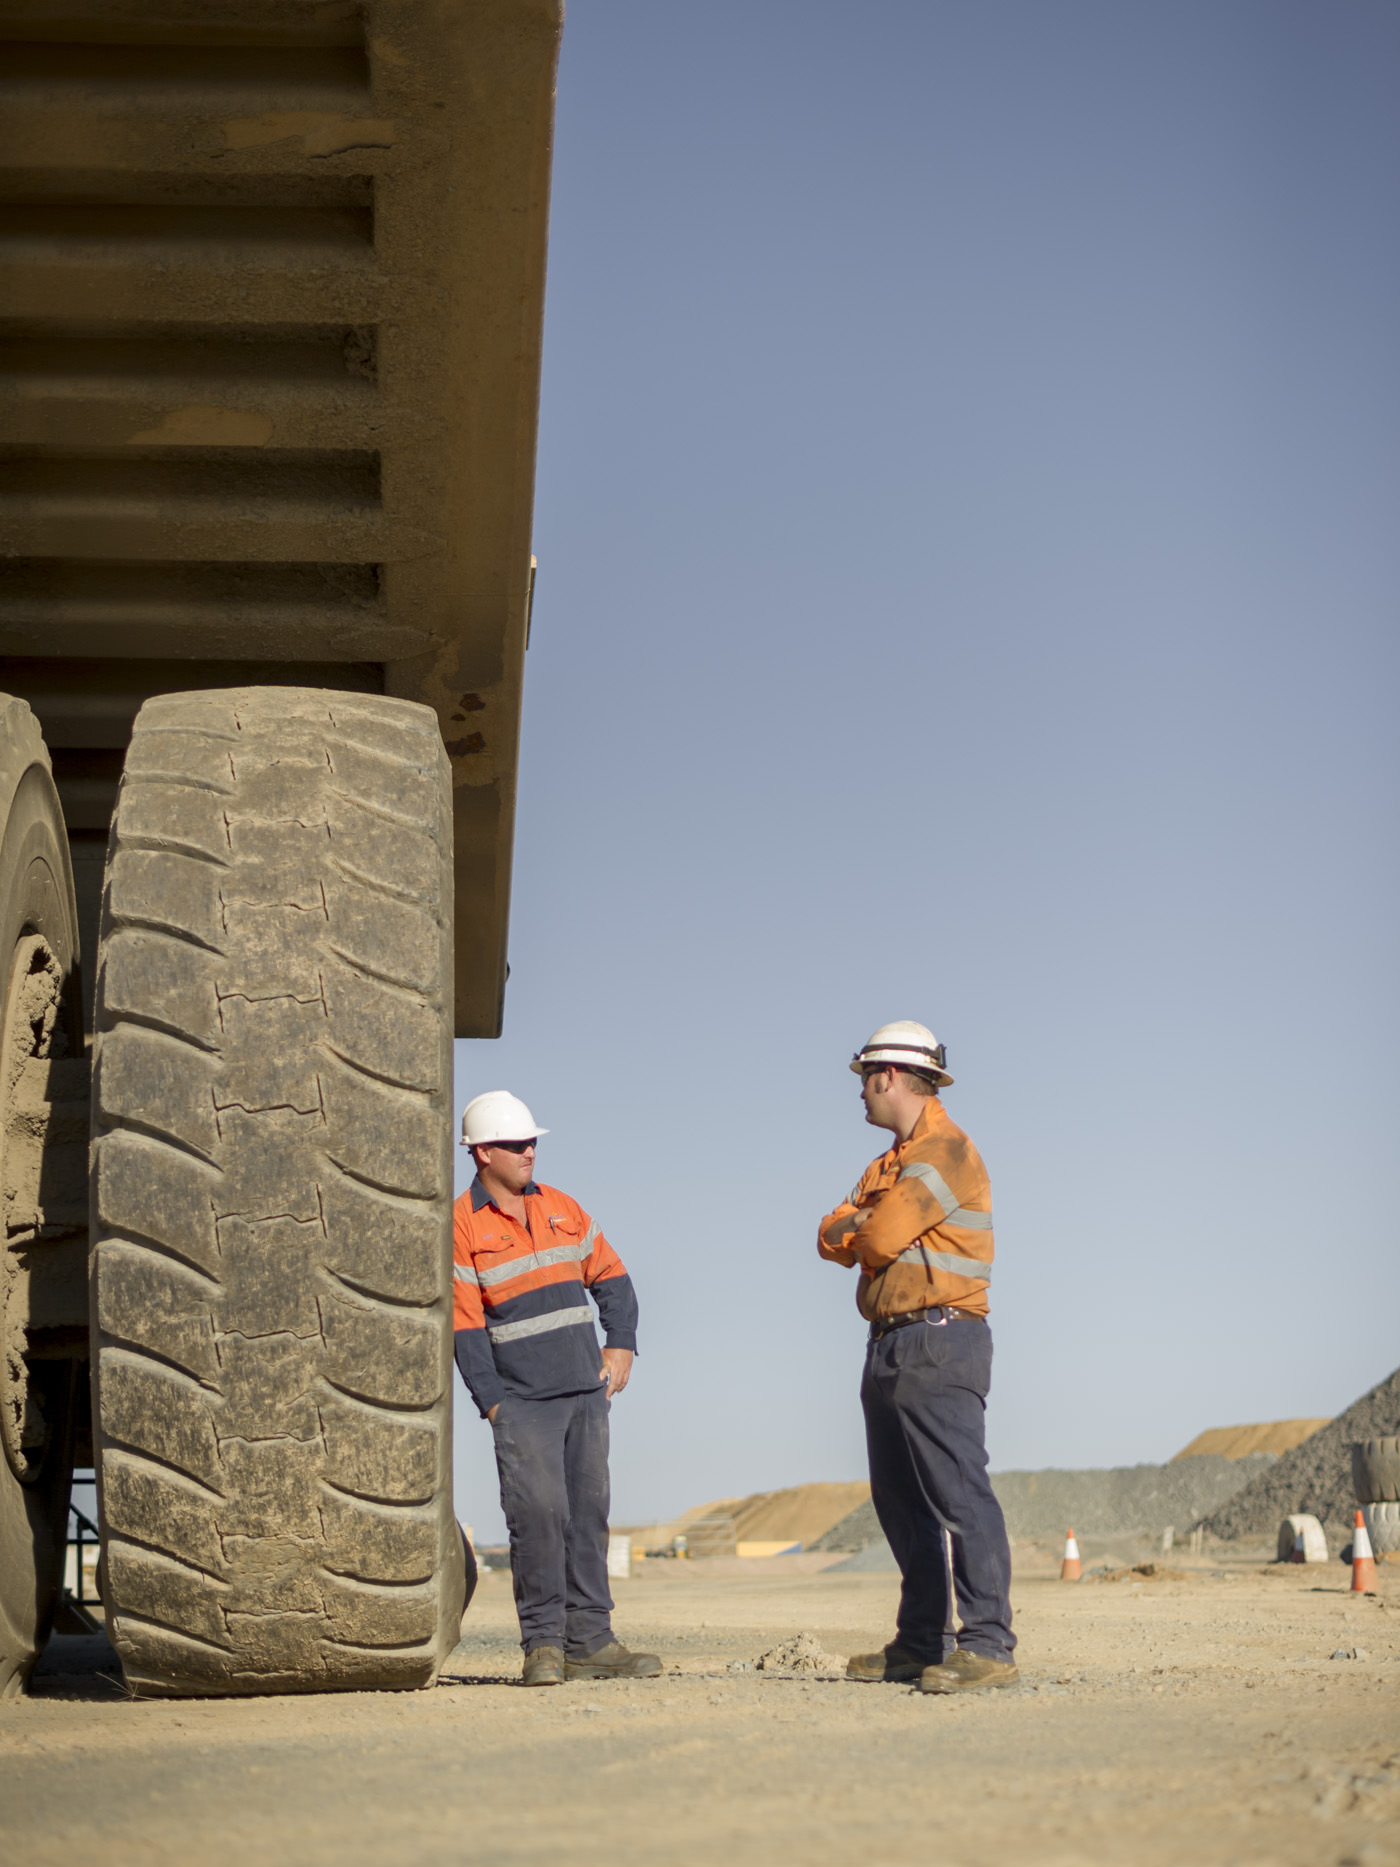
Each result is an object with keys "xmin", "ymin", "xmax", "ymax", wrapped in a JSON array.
[{"xmin": 452, "ymin": 1177, "xmax": 639, "ymax": 1418}]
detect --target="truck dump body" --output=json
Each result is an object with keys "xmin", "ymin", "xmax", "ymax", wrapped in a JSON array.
[{"xmin": 0, "ymin": 0, "xmax": 562, "ymax": 1035}]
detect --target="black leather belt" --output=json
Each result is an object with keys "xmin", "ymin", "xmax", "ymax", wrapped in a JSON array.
[{"xmin": 869, "ymin": 1306, "xmax": 974, "ymax": 1340}]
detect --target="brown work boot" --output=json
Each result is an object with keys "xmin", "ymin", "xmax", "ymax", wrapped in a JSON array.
[
  {"xmin": 522, "ymin": 1645, "xmax": 566, "ymax": 1686},
  {"xmin": 564, "ymin": 1640, "xmax": 662, "ymax": 1680},
  {"xmin": 918, "ymin": 1648, "xmax": 1019, "ymax": 1694},
  {"xmin": 846, "ymin": 1643, "xmax": 926, "ymax": 1683}
]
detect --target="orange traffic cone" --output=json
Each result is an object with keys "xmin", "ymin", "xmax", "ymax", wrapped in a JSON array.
[
  {"xmin": 1060, "ymin": 1529, "xmax": 1082, "ymax": 1582},
  {"xmin": 1351, "ymin": 1510, "xmax": 1376, "ymax": 1593}
]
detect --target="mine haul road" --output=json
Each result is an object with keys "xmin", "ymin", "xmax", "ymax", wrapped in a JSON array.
[{"xmin": 4, "ymin": 1554, "xmax": 1397, "ymax": 1866}]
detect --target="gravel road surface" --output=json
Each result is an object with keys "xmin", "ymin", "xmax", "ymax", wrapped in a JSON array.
[{"xmin": 4, "ymin": 1553, "xmax": 1397, "ymax": 1867}]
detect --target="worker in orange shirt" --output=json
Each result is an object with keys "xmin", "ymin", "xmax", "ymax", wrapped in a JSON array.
[
  {"xmin": 819, "ymin": 1023, "xmax": 1018, "ymax": 1693},
  {"xmin": 453, "ymin": 1090, "xmax": 661, "ymax": 1688}
]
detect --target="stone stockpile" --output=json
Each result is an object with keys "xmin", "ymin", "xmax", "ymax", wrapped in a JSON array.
[
  {"xmin": 813, "ymin": 1455, "xmax": 1272, "ymax": 1551},
  {"xmin": 809, "ymin": 1366, "xmax": 1400, "ymax": 1553},
  {"xmin": 1201, "ymin": 1365, "xmax": 1400, "ymax": 1540}
]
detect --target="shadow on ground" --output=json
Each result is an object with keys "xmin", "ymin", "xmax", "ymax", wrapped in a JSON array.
[{"xmin": 30, "ymin": 1630, "xmax": 127, "ymax": 1701}]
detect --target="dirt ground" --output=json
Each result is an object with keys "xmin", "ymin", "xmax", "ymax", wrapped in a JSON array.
[{"xmin": 4, "ymin": 1551, "xmax": 1398, "ymax": 1867}]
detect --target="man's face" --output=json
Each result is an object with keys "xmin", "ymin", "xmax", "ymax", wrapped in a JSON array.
[
  {"xmin": 859, "ymin": 1066, "xmax": 898, "ymax": 1129},
  {"xmin": 475, "ymin": 1138, "xmax": 536, "ymax": 1192}
]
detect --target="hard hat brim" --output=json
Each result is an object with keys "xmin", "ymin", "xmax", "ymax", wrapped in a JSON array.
[{"xmin": 850, "ymin": 1050, "xmax": 953, "ymax": 1087}]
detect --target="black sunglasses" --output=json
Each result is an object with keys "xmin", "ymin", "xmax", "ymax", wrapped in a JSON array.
[{"xmin": 490, "ymin": 1137, "xmax": 537, "ymax": 1155}]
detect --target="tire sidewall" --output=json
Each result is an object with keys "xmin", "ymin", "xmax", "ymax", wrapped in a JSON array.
[
  {"xmin": 0, "ymin": 758, "xmax": 84, "ymax": 1693},
  {"xmin": 0, "ymin": 765, "xmax": 81, "ymax": 992}
]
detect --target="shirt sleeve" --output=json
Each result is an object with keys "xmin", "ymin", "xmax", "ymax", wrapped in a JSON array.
[
  {"xmin": 818, "ymin": 1161, "xmax": 882, "ymax": 1264},
  {"xmin": 852, "ymin": 1170, "xmax": 956, "ymax": 1270},
  {"xmin": 817, "ymin": 1199, "xmax": 864, "ymax": 1264},
  {"xmin": 454, "ymin": 1330, "xmax": 506, "ymax": 1418},
  {"xmin": 579, "ymin": 1211, "xmax": 639, "ymax": 1353},
  {"xmin": 452, "ymin": 1199, "xmax": 506, "ymax": 1417}
]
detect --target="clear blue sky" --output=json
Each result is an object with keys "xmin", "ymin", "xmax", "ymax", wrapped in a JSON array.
[{"xmin": 453, "ymin": 0, "xmax": 1400, "ymax": 1542}]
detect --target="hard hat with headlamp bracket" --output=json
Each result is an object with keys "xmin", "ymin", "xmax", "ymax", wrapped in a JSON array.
[{"xmin": 850, "ymin": 1021, "xmax": 953, "ymax": 1087}]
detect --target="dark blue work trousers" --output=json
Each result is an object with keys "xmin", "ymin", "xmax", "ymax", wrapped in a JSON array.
[
  {"xmin": 861, "ymin": 1313, "xmax": 1015, "ymax": 1663},
  {"xmin": 491, "ymin": 1385, "xmax": 614, "ymax": 1657}
]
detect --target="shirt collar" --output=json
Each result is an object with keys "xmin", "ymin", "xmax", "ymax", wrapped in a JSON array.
[
  {"xmin": 890, "ymin": 1096, "xmax": 946, "ymax": 1157},
  {"xmin": 911, "ymin": 1096, "xmax": 945, "ymax": 1142},
  {"xmin": 470, "ymin": 1173, "xmax": 540, "ymax": 1212}
]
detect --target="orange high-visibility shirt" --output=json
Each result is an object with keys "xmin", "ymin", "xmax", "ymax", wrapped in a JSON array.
[
  {"xmin": 818, "ymin": 1097, "xmax": 993, "ymax": 1320},
  {"xmin": 452, "ymin": 1176, "xmax": 637, "ymax": 1416}
]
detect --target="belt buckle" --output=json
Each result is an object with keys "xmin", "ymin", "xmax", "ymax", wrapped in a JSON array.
[{"xmin": 927, "ymin": 1307, "xmax": 948, "ymax": 1328}]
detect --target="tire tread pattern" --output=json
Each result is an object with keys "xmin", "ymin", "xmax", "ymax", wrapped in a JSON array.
[
  {"xmin": 1352, "ymin": 1437, "xmax": 1400, "ymax": 1506},
  {"xmin": 92, "ymin": 689, "xmax": 461, "ymax": 1697}
]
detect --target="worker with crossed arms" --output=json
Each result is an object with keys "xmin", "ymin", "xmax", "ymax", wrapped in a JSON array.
[{"xmin": 819, "ymin": 1021, "xmax": 1018, "ymax": 1692}]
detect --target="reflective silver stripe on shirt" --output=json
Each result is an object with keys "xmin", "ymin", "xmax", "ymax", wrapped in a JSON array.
[
  {"xmin": 946, "ymin": 1208, "xmax": 993, "ymax": 1231},
  {"xmin": 897, "ymin": 1159, "xmax": 961, "ymax": 1218},
  {"xmin": 477, "ymin": 1240, "xmax": 590, "ymax": 1288},
  {"xmin": 473, "ymin": 1219, "xmax": 601, "ymax": 1290},
  {"xmin": 453, "ymin": 1263, "xmax": 480, "ymax": 1286},
  {"xmin": 897, "ymin": 1161, "xmax": 992, "ymax": 1230},
  {"xmin": 487, "ymin": 1304, "xmax": 594, "ymax": 1345},
  {"xmin": 537, "ymin": 1237, "xmax": 594, "ymax": 1274},
  {"xmin": 900, "ymin": 1242, "xmax": 992, "ymax": 1281}
]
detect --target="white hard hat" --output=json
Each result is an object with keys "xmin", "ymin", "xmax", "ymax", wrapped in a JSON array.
[
  {"xmin": 850, "ymin": 1021, "xmax": 953, "ymax": 1087},
  {"xmin": 460, "ymin": 1090, "xmax": 548, "ymax": 1147}
]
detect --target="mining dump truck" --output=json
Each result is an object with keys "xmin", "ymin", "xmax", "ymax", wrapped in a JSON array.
[{"xmin": 0, "ymin": 0, "xmax": 561, "ymax": 1697}]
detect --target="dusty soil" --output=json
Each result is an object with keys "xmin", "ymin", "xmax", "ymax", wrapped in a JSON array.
[{"xmin": 4, "ymin": 1554, "xmax": 1398, "ymax": 1867}]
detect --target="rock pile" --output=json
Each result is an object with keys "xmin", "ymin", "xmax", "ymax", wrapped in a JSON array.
[
  {"xmin": 806, "ymin": 1365, "xmax": 1400, "ymax": 1551},
  {"xmin": 812, "ymin": 1454, "xmax": 1270, "ymax": 1550},
  {"xmin": 1202, "ymin": 1364, "xmax": 1400, "ymax": 1540}
]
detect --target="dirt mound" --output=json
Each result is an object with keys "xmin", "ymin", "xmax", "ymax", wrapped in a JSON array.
[
  {"xmin": 754, "ymin": 1631, "xmax": 845, "ymax": 1674},
  {"xmin": 825, "ymin": 1540, "xmax": 898, "ymax": 1573},
  {"xmin": 1202, "ymin": 1365, "xmax": 1400, "ymax": 1539},
  {"xmin": 812, "ymin": 1457, "xmax": 1269, "ymax": 1549},
  {"xmin": 732, "ymin": 1482, "xmax": 870, "ymax": 1545},
  {"xmin": 810, "ymin": 1501, "xmax": 881, "ymax": 1552},
  {"xmin": 637, "ymin": 1482, "xmax": 871, "ymax": 1553},
  {"xmin": 1172, "ymin": 1419, "xmax": 1331, "ymax": 1460},
  {"xmin": 676, "ymin": 1496, "xmax": 746, "ymax": 1527}
]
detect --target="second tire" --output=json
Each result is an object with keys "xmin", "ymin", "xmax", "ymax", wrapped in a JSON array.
[
  {"xmin": 91, "ymin": 689, "xmax": 464, "ymax": 1696},
  {"xmin": 1352, "ymin": 1439, "xmax": 1400, "ymax": 1506}
]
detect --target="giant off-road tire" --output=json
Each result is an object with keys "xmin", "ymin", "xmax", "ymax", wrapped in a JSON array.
[
  {"xmin": 1362, "ymin": 1502, "xmax": 1400, "ymax": 1556},
  {"xmin": 90, "ymin": 689, "xmax": 465, "ymax": 1696},
  {"xmin": 0, "ymin": 696, "xmax": 86, "ymax": 1699},
  {"xmin": 1352, "ymin": 1439, "xmax": 1400, "ymax": 1506}
]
